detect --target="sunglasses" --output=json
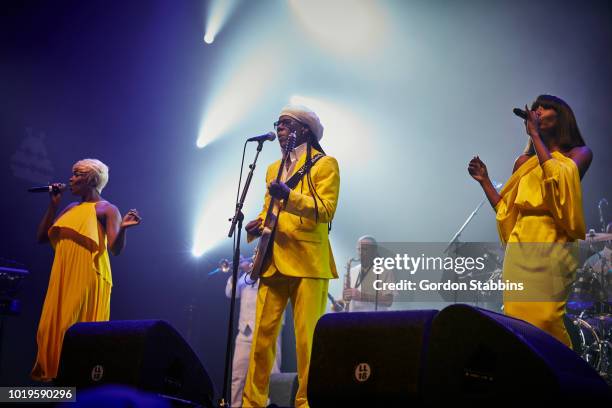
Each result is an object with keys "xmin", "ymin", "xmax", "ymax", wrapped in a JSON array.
[{"xmin": 273, "ymin": 118, "xmax": 303, "ymax": 129}]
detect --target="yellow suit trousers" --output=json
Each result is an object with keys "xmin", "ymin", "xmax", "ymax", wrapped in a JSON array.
[{"xmin": 242, "ymin": 272, "xmax": 328, "ymax": 408}]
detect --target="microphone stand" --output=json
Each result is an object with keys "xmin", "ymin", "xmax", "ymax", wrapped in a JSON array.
[
  {"xmin": 374, "ymin": 285, "xmax": 379, "ymax": 312},
  {"xmin": 444, "ymin": 181, "xmax": 502, "ymax": 255},
  {"xmin": 598, "ymin": 198, "xmax": 608, "ymax": 232},
  {"xmin": 444, "ymin": 197, "xmax": 487, "ymax": 255},
  {"xmin": 219, "ymin": 140, "xmax": 265, "ymax": 408},
  {"xmin": 443, "ymin": 197, "xmax": 487, "ymax": 306}
]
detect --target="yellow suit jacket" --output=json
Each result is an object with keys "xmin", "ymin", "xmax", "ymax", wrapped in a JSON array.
[{"xmin": 248, "ymin": 148, "xmax": 340, "ymax": 279}]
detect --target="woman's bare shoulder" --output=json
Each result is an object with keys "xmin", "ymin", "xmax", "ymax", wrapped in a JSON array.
[
  {"xmin": 512, "ymin": 154, "xmax": 531, "ymax": 174},
  {"xmin": 95, "ymin": 200, "xmax": 120, "ymax": 218},
  {"xmin": 567, "ymin": 146, "xmax": 593, "ymax": 178},
  {"xmin": 567, "ymin": 145, "xmax": 592, "ymax": 159}
]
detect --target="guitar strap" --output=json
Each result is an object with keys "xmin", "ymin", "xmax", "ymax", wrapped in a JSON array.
[
  {"xmin": 286, "ymin": 153, "xmax": 334, "ymax": 233},
  {"xmin": 285, "ymin": 153, "xmax": 325, "ymax": 190},
  {"xmin": 259, "ymin": 153, "xmax": 326, "ymax": 273}
]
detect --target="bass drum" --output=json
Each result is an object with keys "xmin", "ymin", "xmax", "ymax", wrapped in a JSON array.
[{"xmin": 565, "ymin": 315, "xmax": 611, "ymax": 383}]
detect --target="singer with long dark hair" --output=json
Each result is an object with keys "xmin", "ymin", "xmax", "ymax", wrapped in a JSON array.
[
  {"xmin": 242, "ymin": 105, "xmax": 340, "ymax": 408},
  {"xmin": 468, "ymin": 95, "xmax": 592, "ymax": 347},
  {"xmin": 31, "ymin": 158, "xmax": 141, "ymax": 381}
]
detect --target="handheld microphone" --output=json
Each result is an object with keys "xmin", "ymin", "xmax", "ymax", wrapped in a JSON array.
[
  {"xmin": 28, "ymin": 183, "xmax": 67, "ymax": 193},
  {"xmin": 512, "ymin": 108, "xmax": 528, "ymax": 119},
  {"xmin": 247, "ymin": 132, "xmax": 276, "ymax": 142}
]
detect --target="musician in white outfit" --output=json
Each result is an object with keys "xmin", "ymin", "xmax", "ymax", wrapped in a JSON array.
[
  {"xmin": 225, "ymin": 256, "xmax": 282, "ymax": 407},
  {"xmin": 338, "ymin": 236, "xmax": 396, "ymax": 312}
]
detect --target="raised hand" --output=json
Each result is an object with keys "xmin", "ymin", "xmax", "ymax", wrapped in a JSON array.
[
  {"xmin": 468, "ymin": 156, "xmax": 489, "ymax": 183},
  {"xmin": 343, "ymin": 288, "xmax": 362, "ymax": 301},
  {"xmin": 120, "ymin": 209, "xmax": 142, "ymax": 228},
  {"xmin": 49, "ymin": 182, "xmax": 65, "ymax": 207},
  {"xmin": 524, "ymin": 104, "xmax": 541, "ymax": 138}
]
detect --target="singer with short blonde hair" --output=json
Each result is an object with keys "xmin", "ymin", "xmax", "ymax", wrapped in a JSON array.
[{"xmin": 32, "ymin": 158, "xmax": 141, "ymax": 381}]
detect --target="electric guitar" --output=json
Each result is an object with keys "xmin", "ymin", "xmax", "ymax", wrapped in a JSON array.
[{"xmin": 249, "ymin": 132, "xmax": 297, "ymax": 281}]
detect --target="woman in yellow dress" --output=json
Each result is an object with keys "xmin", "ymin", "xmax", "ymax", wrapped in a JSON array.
[
  {"xmin": 468, "ymin": 95, "xmax": 592, "ymax": 347},
  {"xmin": 31, "ymin": 158, "xmax": 141, "ymax": 381}
]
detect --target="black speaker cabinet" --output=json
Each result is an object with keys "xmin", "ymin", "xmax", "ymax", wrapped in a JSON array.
[
  {"xmin": 307, "ymin": 310, "xmax": 439, "ymax": 406},
  {"xmin": 424, "ymin": 304, "xmax": 611, "ymax": 403},
  {"xmin": 56, "ymin": 320, "xmax": 215, "ymax": 407},
  {"xmin": 308, "ymin": 306, "xmax": 611, "ymax": 406}
]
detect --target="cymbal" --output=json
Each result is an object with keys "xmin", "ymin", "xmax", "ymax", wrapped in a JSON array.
[{"xmin": 582, "ymin": 232, "xmax": 612, "ymax": 243}]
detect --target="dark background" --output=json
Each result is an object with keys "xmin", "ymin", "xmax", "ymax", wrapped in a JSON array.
[
  {"xmin": 0, "ymin": 0, "xmax": 253, "ymax": 391},
  {"xmin": 1, "ymin": 0, "xmax": 611, "ymax": 396}
]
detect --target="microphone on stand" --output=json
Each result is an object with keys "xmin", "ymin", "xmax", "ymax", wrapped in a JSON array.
[
  {"xmin": 327, "ymin": 293, "xmax": 345, "ymax": 312},
  {"xmin": 247, "ymin": 132, "xmax": 276, "ymax": 143},
  {"xmin": 598, "ymin": 198, "xmax": 608, "ymax": 232},
  {"xmin": 28, "ymin": 183, "xmax": 67, "ymax": 193}
]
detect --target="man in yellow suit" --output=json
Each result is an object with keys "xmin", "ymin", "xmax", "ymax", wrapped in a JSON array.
[{"xmin": 242, "ymin": 105, "xmax": 340, "ymax": 408}]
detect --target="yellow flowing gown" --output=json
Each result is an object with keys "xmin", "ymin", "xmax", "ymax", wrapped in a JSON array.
[
  {"xmin": 31, "ymin": 202, "xmax": 112, "ymax": 381},
  {"xmin": 495, "ymin": 151, "xmax": 585, "ymax": 347}
]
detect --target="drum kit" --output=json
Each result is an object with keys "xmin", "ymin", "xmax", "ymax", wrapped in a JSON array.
[
  {"xmin": 467, "ymin": 199, "xmax": 612, "ymax": 384},
  {"xmin": 447, "ymin": 195, "xmax": 612, "ymax": 383},
  {"xmin": 451, "ymin": 206, "xmax": 612, "ymax": 383},
  {"xmin": 0, "ymin": 257, "xmax": 29, "ymax": 375},
  {"xmin": 470, "ymin": 230, "xmax": 612, "ymax": 383},
  {"xmin": 566, "ymin": 230, "xmax": 612, "ymax": 384}
]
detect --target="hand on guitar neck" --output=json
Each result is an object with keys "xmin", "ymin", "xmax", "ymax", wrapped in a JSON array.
[
  {"xmin": 245, "ymin": 180, "xmax": 290, "ymax": 236},
  {"xmin": 245, "ymin": 218, "xmax": 263, "ymax": 237},
  {"xmin": 268, "ymin": 181, "xmax": 290, "ymax": 201}
]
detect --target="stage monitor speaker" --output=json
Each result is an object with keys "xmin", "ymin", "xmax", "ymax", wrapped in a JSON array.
[
  {"xmin": 56, "ymin": 320, "xmax": 215, "ymax": 407},
  {"xmin": 307, "ymin": 310, "xmax": 439, "ymax": 407},
  {"xmin": 424, "ymin": 304, "xmax": 611, "ymax": 403},
  {"xmin": 269, "ymin": 372, "xmax": 299, "ymax": 407}
]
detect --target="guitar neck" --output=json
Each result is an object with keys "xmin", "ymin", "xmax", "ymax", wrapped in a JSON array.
[
  {"xmin": 263, "ymin": 133, "xmax": 295, "ymax": 221},
  {"xmin": 274, "ymin": 153, "xmax": 289, "ymax": 183},
  {"xmin": 275, "ymin": 131, "xmax": 295, "ymax": 183},
  {"xmin": 260, "ymin": 153, "xmax": 288, "ymax": 224}
]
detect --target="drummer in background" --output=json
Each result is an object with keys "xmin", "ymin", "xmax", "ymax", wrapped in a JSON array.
[
  {"xmin": 336, "ymin": 236, "xmax": 396, "ymax": 312},
  {"xmin": 225, "ymin": 255, "xmax": 282, "ymax": 408},
  {"xmin": 582, "ymin": 222, "xmax": 612, "ymax": 305}
]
